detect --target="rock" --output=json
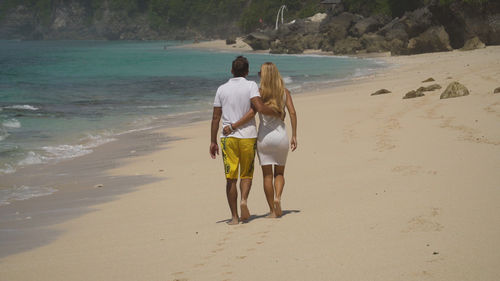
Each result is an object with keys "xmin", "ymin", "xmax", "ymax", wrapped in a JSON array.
[
  {"xmin": 361, "ymin": 33, "xmax": 390, "ymax": 53},
  {"xmin": 307, "ymin": 13, "xmax": 328, "ymax": 23},
  {"xmin": 401, "ymin": 7, "xmax": 434, "ymax": 38},
  {"xmin": 333, "ymin": 36, "xmax": 363, "ymax": 54},
  {"xmin": 407, "ymin": 26, "xmax": 452, "ymax": 55},
  {"xmin": 350, "ymin": 14, "xmax": 390, "ymax": 37},
  {"xmin": 403, "ymin": 90, "xmax": 425, "ymax": 99},
  {"xmin": 94, "ymin": 184, "xmax": 104, "ymax": 188},
  {"xmin": 243, "ymin": 32, "xmax": 273, "ymax": 50},
  {"xmin": 388, "ymin": 39, "xmax": 408, "ymax": 56},
  {"xmin": 422, "ymin": 77, "xmax": 435, "ymax": 82},
  {"xmin": 371, "ymin": 89, "xmax": 391, "ymax": 96},
  {"xmin": 493, "ymin": 87, "xmax": 500, "ymax": 94},
  {"xmin": 225, "ymin": 37, "xmax": 236, "ymax": 45},
  {"xmin": 270, "ymin": 35, "xmax": 306, "ymax": 54},
  {"xmin": 460, "ymin": 36, "xmax": 485, "ymax": 51},
  {"xmin": 440, "ymin": 82, "xmax": 470, "ymax": 99},
  {"xmin": 417, "ymin": 84, "xmax": 442, "ymax": 92},
  {"xmin": 379, "ymin": 18, "xmax": 409, "ymax": 42},
  {"xmin": 320, "ymin": 12, "xmax": 363, "ymax": 50}
]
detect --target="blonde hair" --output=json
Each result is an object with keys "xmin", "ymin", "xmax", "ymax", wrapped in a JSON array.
[{"xmin": 259, "ymin": 62, "xmax": 285, "ymax": 115}]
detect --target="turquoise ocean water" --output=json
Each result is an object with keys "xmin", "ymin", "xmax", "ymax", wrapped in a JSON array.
[{"xmin": 0, "ymin": 40, "xmax": 384, "ymax": 203}]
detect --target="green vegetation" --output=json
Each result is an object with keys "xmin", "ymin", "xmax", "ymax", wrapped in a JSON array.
[
  {"xmin": 342, "ymin": 0, "xmax": 493, "ymax": 17},
  {"xmin": 0, "ymin": 0, "xmax": 494, "ymax": 35}
]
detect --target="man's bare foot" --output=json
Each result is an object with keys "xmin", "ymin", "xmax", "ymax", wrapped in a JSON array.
[
  {"xmin": 240, "ymin": 200, "xmax": 250, "ymax": 221},
  {"xmin": 274, "ymin": 200, "xmax": 282, "ymax": 217},
  {"xmin": 227, "ymin": 217, "xmax": 239, "ymax": 225}
]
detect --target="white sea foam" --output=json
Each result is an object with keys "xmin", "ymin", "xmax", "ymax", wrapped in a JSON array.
[
  {"xmin": 0, "ymin": 186, "xmax": 57, "ymax": 206},
  {"xmin": 137, "ymin": 104, "xmax": 170, "ymax": 109},
  {"xmin": 18, "ymin": 151, "xmax": 45, "ymax": 166},
  {"xmin": 0, "ymin": 164, "xmax": 16, "ymax": 174},
  {"xmin": 42, "ymin": 144, "xmax": 92, "ymax": 160},
  {"xmin": 2, "ymin": 119, "xmax": 21, "ymax": 129},
  {"xmin": 5, "ymin": 105, "xmax": 39, "ymax": 111},
  {"xmin": 283, "ymin": 76, "xmax": 293, "ymax": 84},
  {"xmin": 41, "ymin": 135, "xmax": 116, "ymax": 160}
]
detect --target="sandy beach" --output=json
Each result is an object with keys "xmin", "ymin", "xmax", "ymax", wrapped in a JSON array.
[{"xmin": 1, "ymin": 45, "xmax": 500, "ymax": 281}]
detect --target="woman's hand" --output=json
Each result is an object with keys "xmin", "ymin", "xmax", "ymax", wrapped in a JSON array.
[
  {"xmin": 290, "ymin": 136, "xmax": 297, "ymax": 151},
  {"xmin": 222, "ymin": 125, "xmax": 232, "ymax": 136}
]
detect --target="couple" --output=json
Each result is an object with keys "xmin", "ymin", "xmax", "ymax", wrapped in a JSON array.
[{"xmin": 209, "ymin": 56, "xmax": 298, "ymax": 225}]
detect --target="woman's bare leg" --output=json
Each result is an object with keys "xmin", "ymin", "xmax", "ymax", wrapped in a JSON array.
[
  {"xmin": 274, "ymin": 165, "xmax": 285, "ymax": 217},
  {"xmin": 261, "ymin": 165, "xmax": 276, "ymax": 217}
]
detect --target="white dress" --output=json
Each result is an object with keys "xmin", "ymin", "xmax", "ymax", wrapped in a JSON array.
[{"xmin": 257, "ymin": 95, "xmax": 288, "ymax": 166}]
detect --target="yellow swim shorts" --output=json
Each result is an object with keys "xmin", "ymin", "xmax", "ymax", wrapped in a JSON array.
[{"xmin": 220, "ymin": 137, "xmax": 257, "ymax": 179}]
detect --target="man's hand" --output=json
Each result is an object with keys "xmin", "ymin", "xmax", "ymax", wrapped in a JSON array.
[
  {"xmin": 210, "ymin": 142, "xmax": 219, "ymax": 159},
  {"xmin": 222, "ymin": 125, "xmax": 232, "ymax": 136}
]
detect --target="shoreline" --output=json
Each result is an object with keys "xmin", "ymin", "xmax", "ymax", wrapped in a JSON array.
[
  {"xmin": 1, "ymin": 46, "xmax": 499, "ymax": 280},
  {"xmin": 179, "ymin": 37, "xmax": 393, "ymax": 59}
]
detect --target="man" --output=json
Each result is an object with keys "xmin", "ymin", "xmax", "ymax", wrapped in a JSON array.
[{"xmin": 210, "ymin": 56, "xmax": 278, "ymax": 225}]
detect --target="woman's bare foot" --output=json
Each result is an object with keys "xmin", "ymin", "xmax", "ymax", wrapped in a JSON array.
[
  {"xmin": 274, "ymin": 200, "xmax": 282, "ymax": 217},
  {"xmin": 227, "ymin": 217, "xmax": 239, "ymax": 225},
  {"xmin": 240, "ymin": 200, "xmax": 250, "ymax": 221},
  {"xmin": 266, "ymin": 212, "xmax": 277, "ymax": 218}
]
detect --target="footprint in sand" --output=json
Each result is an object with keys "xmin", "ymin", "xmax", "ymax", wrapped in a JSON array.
[{"xmin": 404, "ymin": 208, "xmax": 443, "ymax": 232}]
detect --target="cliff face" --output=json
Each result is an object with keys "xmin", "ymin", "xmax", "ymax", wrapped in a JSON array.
[
  {"xmin": 0, "ymin": 0, "xmax": 236, "ymax": 40},
  {"xmin": 244, "ymin": 1, "xmax": 500, "ymax": 56}
]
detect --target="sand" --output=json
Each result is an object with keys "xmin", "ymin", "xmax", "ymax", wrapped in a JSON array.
[{"xmin": 1, "ymin": 46, "xmax": 500, "ymax": 281}]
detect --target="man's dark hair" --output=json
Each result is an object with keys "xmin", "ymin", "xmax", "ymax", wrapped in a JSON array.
[{"xmin": 232, "ymin": 56, "xmax": 249, "ymax": 77}]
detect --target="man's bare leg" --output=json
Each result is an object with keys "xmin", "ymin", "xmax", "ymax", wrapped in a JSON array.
[
  {"xmin": 226, "ymin": 179, "xmax": 239, "ymax": 225},
  {"xmin": 274, "ymin": 165, "xmax": 285, "ymax": 217},
  {"xmin": 239, "ymin": 178, "xmax": 252, "ymax": 221},
  {"xmin": 262, "ymin": 165, "xmax": 276, "ymax": 218}
]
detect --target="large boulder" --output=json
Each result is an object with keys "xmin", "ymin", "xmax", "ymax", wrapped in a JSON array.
[
  {"xmin": 243, "ymin": 32, "xmax": 273, "ymax": 50},
  {"xmin": 417, "ymin": 84, "xmax": 442, "ymax": 92},
  {"xmin": 350, "ymin": 14, "xmax": 390, "ymax": 37},
  {"xmin": 407, "ymin": 26, "xmax": 452, "ymax": 55},
  {"xmin": 378, "ymin": 7, "xmax": 433, "ymax": 43},
  {"xmin": 320, "ymin": 12, "xmax": 363, "ymax": 50},
  {"xmin": 403, "ymin": 90, "xmax": 425, "ymax": 99},
  {"xmin": 270, "ymin": 35, "xmax": 306, "ymax": 54},
  {"xmin": 494, "ymin": 87, "xmax": 500, "ymax": 94},
  {"xmin": 388, "ymin": 39, "xmax": 409, "ymax": 56},
  {"xmin": 440, "ymin": 82, "xmax": 470, "ymax": 99},
  {"xmin": 361, "ymin": 33, "xmax": 390, "ymax": 53},
  {"xmin": 333, "ymin": 36, "xmax": 363, "ymax": 54},
  {"xmin": 460, "ymin": 36, "xmax": 486, "ymax": 51}
]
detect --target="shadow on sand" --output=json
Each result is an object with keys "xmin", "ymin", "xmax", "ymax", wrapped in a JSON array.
[{"xmin": 216, "ymin": 209, "xmax": 301, "ymax": 224}]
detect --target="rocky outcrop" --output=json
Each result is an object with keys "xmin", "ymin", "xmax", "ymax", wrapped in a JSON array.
[
  {"xmin": 320, "ymin": 12, "xmax": 362, "ymax": 50},
  {"xmin": 350, "ymin": 15, "xmax": 390, "ymax": 37},
  {"xmin": 403, "ymin": 90, "xmax": 425, "ymax": 99},
  {"xmin": 422, "ymin": 77, "xmax": 435, "ymax": 82},
  {"xmin": 494, "ymin": 87, "xmax": 500, "ymax": 94},
  {"xmin": 243, "ymin": 32, "xmax": 274, "ymax": 50},
  {"xmin": 407, "ymin": 26, "xmax": 452, "ymax": 54},
  {"xmin": 371, "ymin": 89, "xmax": 391, "ymax": 96},
  {"xmin": 361, "ymin": 33, "xmax": 390, "ymax": 53},
  {"xmin": 333, "ymin": 36, "xmax": 363, "ymax": 54},
  {"xmin": 440, "ymin": 82, "xmax": 470, "ymax": 99},
  {"xmin": 460, "ymin": 36, "xmax": 486, "ymax": 51},
  {"xmin": 417, "ymin": 84, "xmax": 442, "ymax": 92}
]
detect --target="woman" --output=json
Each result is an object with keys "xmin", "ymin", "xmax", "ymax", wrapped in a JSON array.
[{"xmin": 224, "ymin": 62, "xmax": 297, "ymax": 218}]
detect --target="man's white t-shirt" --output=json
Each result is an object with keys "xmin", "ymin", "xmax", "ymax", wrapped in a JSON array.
[{"xmin": 213, "ymin": 77, "xmax": 260, "ymax": 139}]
